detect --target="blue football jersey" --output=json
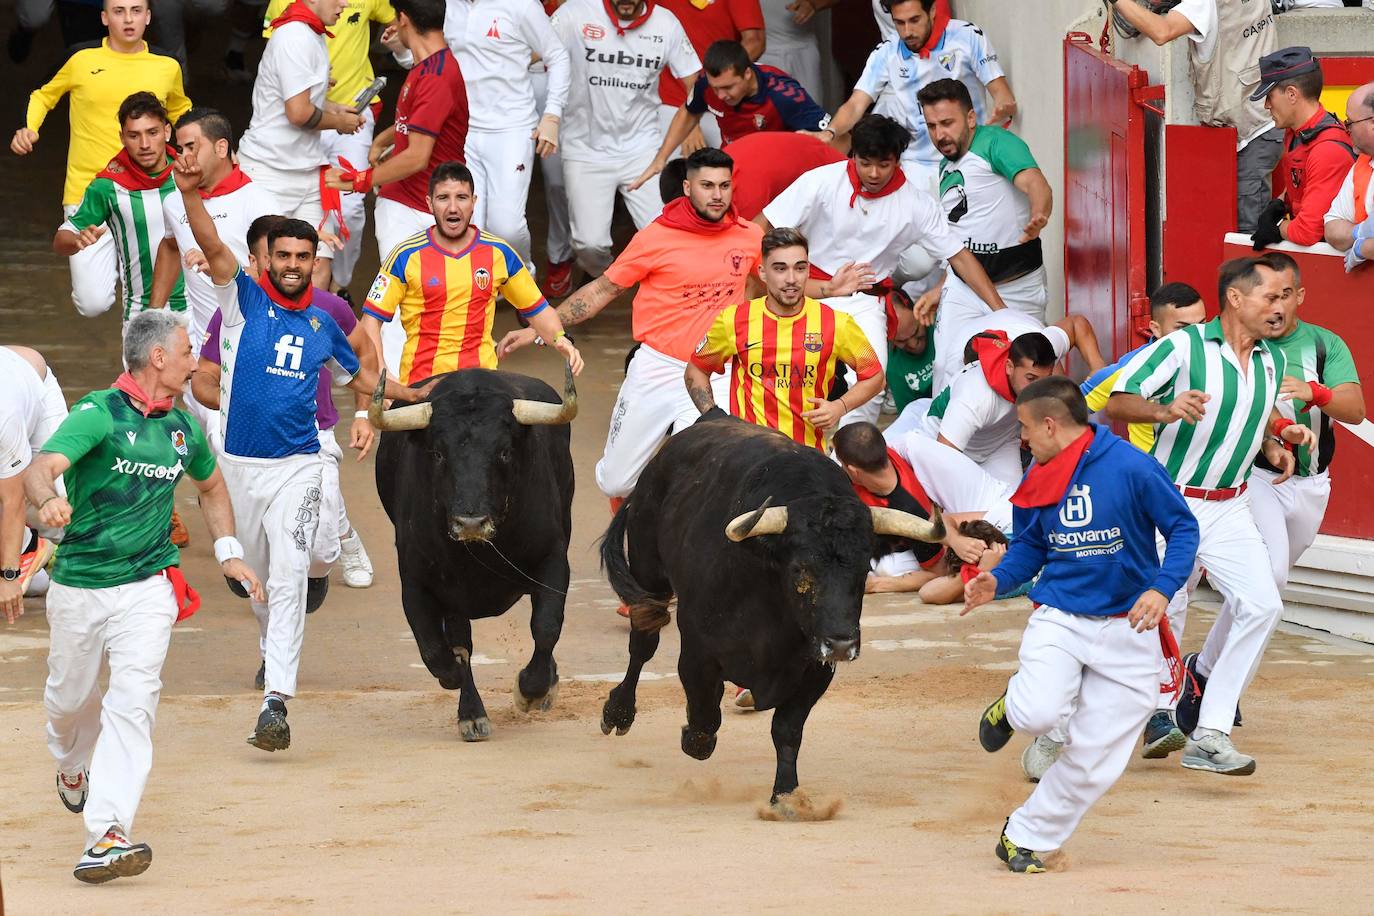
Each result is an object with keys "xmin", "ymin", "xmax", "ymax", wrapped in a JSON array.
[{"xmin": 213, "ymin": 270, "xmax": 360, "ymax": 459}]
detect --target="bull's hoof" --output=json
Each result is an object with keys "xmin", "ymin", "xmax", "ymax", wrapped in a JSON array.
[
  {"xmin": 600, "ymin": 697, "xmax": 635, "ymax": 736},
  {"xmin": 680, "ymin": 726, "xmax": 717, "ymax": 760},
  {"xmin": 514, "ymin": 678, "xmax": 559, "ymax": 714},
  {"xmin": 458, "ymin": 716, "xmax": 492, "ymax": 742}
]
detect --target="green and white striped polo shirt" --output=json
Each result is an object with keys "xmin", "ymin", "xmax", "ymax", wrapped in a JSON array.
[
  {"xmin": 65, "ymin": 176, "xmax": 187, "ymax": 321},
  {"xmin": 1266, "ymin": 321, "xmax": 1359, "ymax": 477},
  {"xmin": 1113, "ymin": 317, "xmax": 1286, "ymax": 490}
]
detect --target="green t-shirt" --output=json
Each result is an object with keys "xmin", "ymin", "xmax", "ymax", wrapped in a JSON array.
[
  {"xmin": 887, "ymin": 343, "xmax": 936, "ymax": 413},
  {"xmin": 42, "ymin": 389, "xmax": 215, "ymax": 589},
  {"xmin": 1266, "ymin": 321, "xmax": 1360, "ymax": 477}
]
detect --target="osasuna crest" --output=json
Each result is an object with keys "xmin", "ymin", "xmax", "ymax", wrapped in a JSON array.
[
  {"xmin": 803, "ymin": 333, "xmax": 823, "ymax": 354},
  {"xmin": 474, "ymin": 267, "xmax": 492, "ymax": 290},
  {"xmin": 1059, "ymin": 484, "xmax": 1093, "ymax": 529},
  {"xmin": 753, "ymin": 113, "xmax": 766, "ymax": 129},
  {"xmin": 171, "ymin": 429, "xmax": 189, "ymax": 457}
]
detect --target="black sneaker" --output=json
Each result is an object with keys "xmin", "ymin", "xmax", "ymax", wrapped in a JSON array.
[
  {"xmin": 305, "ymin": 575, "xmax": 329, "ymax": 614},
  {"xmin": 1175, "ymin": 653, "xmax": 1205, "ymax": 736},
  {"xmin": 254, "ymin": 660, "xmax": 265, "ymax": 692},
  {"xmin": 225, "ymin": 575, "xmax": 249, "ymax": 598},
  {"xmin": 1141, "ymin": 709, "xmax": 1186, "ymax": 759},
  {"xmin": 995, "ymin": 819, "xmax": 1046, "ymax": 874},
  {"xmin": 247, "ymin": 696, "xmax": 290, "ymax": 752},
  {"xmin": 979, "ymin": 692, "xmax": 1014, "ymax": 752}
]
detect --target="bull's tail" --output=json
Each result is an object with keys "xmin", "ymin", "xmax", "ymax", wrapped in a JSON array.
[{"xmin": 599, "ymin": 497, "xmax": 673, "ymax": 634}]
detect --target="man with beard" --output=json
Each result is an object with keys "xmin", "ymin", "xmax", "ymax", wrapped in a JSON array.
[
  {"xmin": 171, "ymin": 150, "xmax": 428, "ymax": 753},
  {"xmin": 361, "ymin": 162, "xmax": 583, "ymax": 386},
  {"xmin": 1106, "ymin": 256, "xmax": 1317, "ymax": 775},
  {"xmin": 685, "ymin": 227, "xmax": 883, "ymax": 450}
]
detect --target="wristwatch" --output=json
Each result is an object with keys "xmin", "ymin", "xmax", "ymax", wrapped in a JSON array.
[{"xmin": 1, "ymin": 568, "xmax": 20, "ymax": 581}]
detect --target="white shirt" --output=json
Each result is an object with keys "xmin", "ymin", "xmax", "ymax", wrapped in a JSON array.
[
  {"xmin": 871, "ymin": 0, "xmax": 895, "ymax": 44},
  {"xmin": 855, "ymin": 21, "xmax": 1005, "ymax": 168},
  {"xmin": 446, "ymin": 0, "xmax": 571, "ymax": 132},
  {"xmin": 552, "ymin": 0, "xmax": 700, "ymax": 161},
  {"xmin": 1324, "ymin": 159, "xmax": 1373, "ymax": 230},
  {"xmin": 760, "ymin": 0, "xmax": 818, "ymax": 53},
  {"xmin": 238, "ymin": 21, "xmax": 331, "ymax": 171},
  {"xmin": 163, "ymin": 177, "xmax": 277, "ymax": 355},
  {"xmin": 939, "ymin": 124, "xmax": 1037, "ymax": 255},
  {"xmin": 0, "ymin": 347, "xmax": 46, "ymax": 479},
  {"xmin": 1170, "ymin": 0, "xmax": 1218, "ymax": 64},
  {"xmin": 763, "ymin": 160, "xmax": 964, "ymax": 280}
]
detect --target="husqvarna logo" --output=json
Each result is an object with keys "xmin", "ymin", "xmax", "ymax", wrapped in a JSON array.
[{"xmin": 1059, "ymin": 484, "xmax": 1093, "ymax": 529}]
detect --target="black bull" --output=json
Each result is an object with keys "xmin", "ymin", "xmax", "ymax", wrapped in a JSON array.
[
  {"xmin": 599, "ymin": 416, "xmax": 944, "ymax": 803},
  {"xmin": 373, "ymin": 367, "xmax": 576, "ymax": 741}
]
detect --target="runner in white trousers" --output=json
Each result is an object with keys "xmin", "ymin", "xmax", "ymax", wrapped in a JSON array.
[{"xmin": 24, "ymin": 310, "xmax": 262, "ymax": 884}]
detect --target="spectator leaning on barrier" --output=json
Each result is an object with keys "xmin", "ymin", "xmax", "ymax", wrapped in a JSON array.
[
  {"xmin": 1250, "ymin": 46, "xmax": 1356, "ymax": 250},
  {"xmin": 1323, "ymin": 81, "xmax": 1374, "ymax": 271}
]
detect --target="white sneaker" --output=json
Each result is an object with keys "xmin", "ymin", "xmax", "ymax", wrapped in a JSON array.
[
  {"xmin": 74, "ymin": 826, "xmax": 152, "ymax": 884},
  {"xmin": 57, "ymin": 768, "xmax": 88, "ymax": 813},
  {"xmin": 1021, "ymin": 735, "xmax": 1063, "ymax": 783},
  {"xmin": 1181, "ymin": 728, "xmax": 1256, "ymax": 776},
  {"xmin": 339, "ymin": 530, "xmax": 374, "ymax": 588}
]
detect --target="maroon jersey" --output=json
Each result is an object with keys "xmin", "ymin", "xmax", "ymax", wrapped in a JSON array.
[{"xmin": 379, "ymin": 48, "xmax": 470, "ymax": 212}]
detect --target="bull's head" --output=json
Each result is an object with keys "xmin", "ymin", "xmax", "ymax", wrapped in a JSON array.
[
  {"xmin": 725, "ymin": 497, "xmax": 944, "ymax": 663},
  {"xmin": 370, "ymin": 367, "xmax": 577, "ymax": 542}
]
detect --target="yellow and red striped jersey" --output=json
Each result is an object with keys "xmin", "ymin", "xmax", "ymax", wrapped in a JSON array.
[
  {"xmin": 364, "ymin": 228, "xmax": 549, "ymax": 383},
  {"xmin": 691, "ymin": 296, "xmax": 881, "ymax": 450}
]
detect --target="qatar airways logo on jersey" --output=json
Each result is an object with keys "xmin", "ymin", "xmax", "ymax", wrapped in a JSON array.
[
  {"xmin": 749, "ymin": 361, "xmax": 818, "ymax": 389},
  {"xmin": 111, "ymin": 457, "xmax": 185, "ymax": 480}
]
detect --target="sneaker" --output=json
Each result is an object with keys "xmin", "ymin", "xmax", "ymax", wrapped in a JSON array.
[
  {"xmin": 305, "ymin": 575, "xmax": 329, "ymax": 614},
  {"xmin": 57, "ymin": 769, "xmax": 88, "ymax": 813},
  {"xmin": 254, "ymin": 660, "xmax": 265, "ymax": 691},
  {"xmin": 339, "ymin": 530, "xmax": 374, "ymax": 588},
  {"xmin": 1020, "ymin": 735, "xmax": 1063, "ymax": 782},
  {"xmin": 247, "ymin": 696, "xmax": 290, "ymax": 752},
  {"xmin": 545, "ymin": 259, "xmax": 574, "ymax": 298},
  {"xmin": 1141, "ymin": 709, "xmax": 1186, "ymax": 759},
  {"xmin": 19, "ymin": 537, "xmax": 55, "ymax": 593},
  {"xmin": 1181, "ymin": 728, "xmax": 1256, "ymax": 776},
  {"xmin": 73, "ymin": 826, "xmax": 152, "ymax": 884},
  {"xmin": 995, "ymin": 819, "xmax": 1046, "ymax": 874},
  {"xmin": 170, "ymin": 510, "xmax": 190, "ymax": 548},
  {"xmin": 734, "ymin": 686, "xmax": 754, "ymax": 709},
  {"xmin": 880, "ymin": 390, "xmax": 897, "ymax": 415},
  {"xmin": 979, "ymin": 692, "xmax": 1014, "ymax": 752},
  {"xmin": 1175, "ymin": 652, "xmax": 1204, "ymax": 736}
]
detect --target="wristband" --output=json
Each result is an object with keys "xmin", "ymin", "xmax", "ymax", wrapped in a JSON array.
[
  {"xmin": 1270, "ymin": 417, "xmax": 1294, "ymax": 438},
  {"xmin": 351, "ymin": 168, "xmax": 375, "ymax": 194},
  {"xmin": 38, "ymin": 494, "xmax": 61, "ymax": 510},
  {"xmin": 354, "ymin": 410, "xmax": 369, "ymax": 419},
  {"xmin": 214, "ymin": 536, "xmax": 246, "ymax": 565},
  {"xmin": 553, "ymin": 330, "xmax": 567, "ymax": 343},
  {"xmin": 1301, "ymin": 382, "xmax": 1333, "ymax": 413}
]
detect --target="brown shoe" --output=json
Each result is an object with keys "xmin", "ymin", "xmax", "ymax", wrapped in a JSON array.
[{"xmin": 170, "ymin": 510, "xmax": 190, "ymax": 548}]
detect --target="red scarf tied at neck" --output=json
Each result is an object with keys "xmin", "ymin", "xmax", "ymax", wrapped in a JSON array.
[
  {"xmin": 201, "ymin": 165, "xmax": 252, "ymax": 199},
  {"xmin": 113, "ymin": 371, "xmax": 175, "ymax": 417},
  {"xmin": 1010, "ymin": 427, "xmax": 1094, "ymax": 509},
  {"xmin": 654, "ymin": 196, "xmax": 739, "ymax": 234},
  {"xmin": 602, "ymin": 0, "xmax": 653, "ymax": 35},
  {"xmin": 97, "ymin": 147, "xmax": 174, "ymax": 192},
  {"xmin": 257, "ymin": 271, "xmax": 315, "ymax": 311},
  {"xmin": 969, "ymin": 329, "xmax": 1016, "ymax": 403},
  {"xmin": 269, "ymin": 0, "xmax": 333, "ymax": 36},
  {"xmin": 915, "ymin": 3, "xmax": 951, "ymax": 59},
  {"xmin": 846, "ymin": 158, "xmax": 907, "ymax": 209}
]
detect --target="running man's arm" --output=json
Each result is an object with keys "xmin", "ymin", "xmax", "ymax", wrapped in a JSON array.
[
  {"xmin": 191, "ymin": 358, "xmax": 221, "ymax": 408},
  {"xmin": 172, "ymin": 152, "xmax": 238, "ymax": 284},
  {"xmin": 0, "ymin": 472, "xmax": 25, "ymax": 622},
  {"xmin": 496, "ymin": 275, "xmax": 629, "ymax": 358},
  {"xmin": 149, "ymin": 236, "xmax": 182, "ymax": 310},
  {"xmin": 186, "ymin": 431, "xmax": 265, "ymax": 601},
  {"xmin": 345, "ymin": 321, "xmax": 378, "ymax": 460},
  {"xmin": 811, "ymin": 88, "xmax": 872, "ymax": 144},
  {"xmin": 632, "ymin": 104, "xmax": 705, "ymax": 191},
  {"xmin": 284, "ymin": 87, "xmax": 364, "ymax": 134},
  {"xmin": 1053, "ymin": 314, "xmax": 1106, "ymax": 373},
  {"xmin": 685, "ymin": 308, "xmax": 739, "ymax": 413},
  {"xmin": 985, "ymin": 77, "xmax": 1017, "ymax": 125},
  {"xmin": 53, "ymin": 181, "xmax": 114, "ymax": 256},
  {"xmin": 1013, "ymin": 167, "xmax": 1052, "ymax": 242},
  {"xmin": 1109, "ymin": 0, "xmax": 1204, "ymax": 45},
  {"xmin": 14, "ymin": 57, "xmax": 75, "ymax": 154},
  {"xmin": 683, "ymin": 362, "xmax": 718, "ymax": 415},
  {"xmin": 1106, "ymin": 335, "xmax": 1209, "ymax": 425},
  {"xmin": 946, "ymin": 249, "xmax": 1008, "ymax": 312}
]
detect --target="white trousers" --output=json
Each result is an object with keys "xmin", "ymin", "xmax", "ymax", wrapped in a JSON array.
[
  {"xmin": 822, "ymin": 291, "xmax": 889, "ymax": 427},
  {"xmin": 320, "ymin": 106, "xmax": 376, "ymax": 287},
  {"xmin": 373, "ymin": 197, "xmax": 435, "ymax": 376},
  {"xmin": 468, "ymin": 128, "xmax": 536, "ymax": 266},
  {"xmin": 219, "ymin": 451, "xmax": 322, "ymax": 698},
  {"xmin": 1167, "ymin": 493, "xmax": 1285, "ymax": 734},
  {"xmin": 237, "ymin": 156, "xmax": 331, "ymax": 261},
  {"xmin": 62, "ymin": 204, "xmax": 118, "ymax": 319},
  {"xmin": 894, "ymin": 434, "xmax": 1015, "ymax": 533},
  {"xmin": 594, "ymin": 344, "xmax": 727, "ymax": 498},
  {"xmin": 45, "ymin": 575, "xmax": 178, "ymax": 846},
  {"xmin": 310, "ymin": 426, "xmax": 350, "ymax": 577},
  {"xmin": 531, "ymin": 68, "xmax": 572, "ymax": 265},
  {"xmin": 932, "ymin": 268, "xmax": 1049, "ymax": 392},
  {"xmin": 1247, "ymin": 467, "xmax": 1330, "ymax": 590},
  {"xmin": 563, "ymin": 151, "xmax": 664, "ymax": 277},
  {"xmin": 885, "ymin": 397, "xmax": 930, "ymax": 442},
  {"xmin": 1004, "ymin": 606, "xmax": 1160, "ymax": 853}
]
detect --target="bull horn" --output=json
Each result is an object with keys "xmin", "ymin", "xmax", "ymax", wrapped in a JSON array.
[
  {"xmin": 511, "ymin": 363, "xmax": 578, "ymax": 426},
  {"xmin": 870, "ymin": 503, "xmax": 945, "ymax": 543},
  {"xmin": 725, "ymin": 497, "xmax": 789, "ymax": 542},
  {"xmin": 368, "ymin": 368, "xmax": 433, "ymax": 431}
]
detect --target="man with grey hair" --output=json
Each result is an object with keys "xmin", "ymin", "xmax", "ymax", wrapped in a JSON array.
[
  {"xmin": 1324, "ymin": 81, "xmax": 1374, "ymax": 271},
  {"xmin": 24, "ymin": 310, "xmax": 263, "ymax": 885}
]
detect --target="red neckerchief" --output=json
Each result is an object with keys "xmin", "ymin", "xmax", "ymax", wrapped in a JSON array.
[
  {"xmin": 1010, "ymin": 427, "xmax": 1093, "ymax": 509},
  {"xmin": 852, "ymin": 450, "xmax": 931, "ymax": 511},
  {"xmin": 915, "ymin": 5, "xmax": 951, "ymax": 59},
  {"xmin": 96, "ymin": 147, "xmax": 173, "ymax": 192},
  {"xmin": 257, "ymin": 271, "xmax": 314, "ymax": 311},
  {"xmin": 846, "ymin": 158, "xmax": 907, "ymax": 208},
  {"xmin": 269, "ymin": 0, "xmax": 333, "ymax": 36},
  {"xmin": 653, "ymin": 196, "xmax": 739, "ymax": 235},
  {"xmin": 970, "ymin": 330, "xmax": 1015, "ymax": 403},
  {"xmin": 602, "ymin": 0, "xmax": 653, "ymax": 35},
  {"xmin": 112, "ymin": 371, "xmax": 174, "ymax": 417},
  {"xmin": 201, "ymin": 165, "xmax": 252, "ymax": 199},
  {"xmin": 163, "ymin": 567, "xmax": 202, "ymax": 622}
]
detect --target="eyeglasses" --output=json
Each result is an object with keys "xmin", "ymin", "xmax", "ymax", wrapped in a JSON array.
[{"xmin": 1345, "ymin": 115, "xmax": 1374, "ymax": 130}]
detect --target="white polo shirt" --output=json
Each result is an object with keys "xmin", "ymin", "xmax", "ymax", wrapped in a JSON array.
[
  {"xmin": 1324, "ymin": 159, "xmax": 1374, "ymax": 229},
  {"xmin": 552, "ymin": 0, "xmax": 699, "ymax": 161},
  {"xmin": 855, "ymin": 20, "xmax": 1004, "ymax": 168},
  {"xmin": 0, "ymin": 347, "xmax": 46, "ymax": 479},
  {"xmin": 446, "ymin": 0, "xmax": 571, "ymax": 132},
  {"xmin": 238, "ymin": 21, "xmax": 331, "ymax": 171},
  {"xmin": 763, "ymin": 159, "xmax": 964, "ymax": 281},
  {"xmin": 163, "ymin": 176, "xmax": 277, "ymax": 356},
  {"xmin": 1171, "ymin": 0, "xmax": 1218, "ymax": 63}
]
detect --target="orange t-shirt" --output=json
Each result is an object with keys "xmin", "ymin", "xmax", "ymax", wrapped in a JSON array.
[{"xmin": 603, "ymin": 217, "xmax": 763, "ymax": 362}]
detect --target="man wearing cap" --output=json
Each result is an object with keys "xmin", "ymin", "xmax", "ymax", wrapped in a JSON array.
[
  {"xmin": 1250, "ymin": 47, "xmax": 1356, "ymax": 250},
  {"xmin": 1323, "ymin": 81, "xmax": 1374, "ymax": 272}
]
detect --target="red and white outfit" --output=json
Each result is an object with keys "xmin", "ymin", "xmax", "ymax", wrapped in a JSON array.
[
  {"xmin": 654, "ymin": 0, "xmax": 765, "ymax": 147},
  {"xmin": 762, "ymin": 159, "xmax": 964, "ymax": 424},
  {"xmin": 551, "ymin": 0, "xmax": 700, "ymax": 275}
]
